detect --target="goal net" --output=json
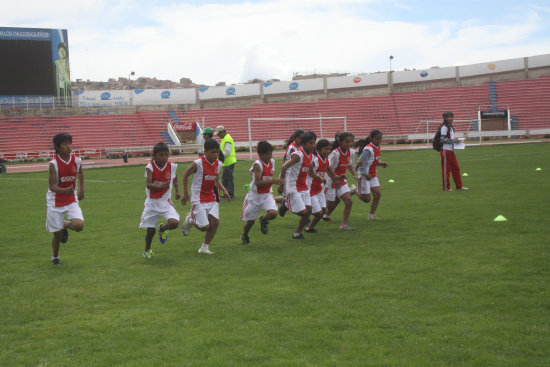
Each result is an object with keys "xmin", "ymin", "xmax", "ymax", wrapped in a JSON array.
[{"xmin": 246, "ymin": 116, "xmax": 347, "ymax": 159}]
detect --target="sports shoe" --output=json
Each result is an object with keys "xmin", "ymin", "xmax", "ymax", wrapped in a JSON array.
[
  {"xmin": 278, "ymin": 201, "xmax": 288, "ymax": 217},
  {"xmin": 292, "ymin": 233, "xmax": 305, "ymax": 239},
  {"xmin": 182, "ymin": 214, "xmax": 192, "ymax": 236},
  {"xmin": 458, "ymin": 187, "xmax": 469, "ymax": 190},
  {"xmin": 304, "ymin": 227, "xmax": 317, "ymax": 233},
  {"xmin": 259, "ymin": 215, "xmax": 269, "ymax": 234},
  {"xmin": 321, "ymin": 215, "xmax": 332, "ymax": 222},
  {"xmin": 143, "ymin": 249, "xmax": 154, "ymax": 259},
  {"xmin": 198, "ymin": 246, "xmax": 215, "ymax": 255},
  {"xmin": 368, "ymin": 214, "xmax": 380, "ymax": 220},
  {"xmin": 339, "ymin": 224, "xmax": 354, "ymax": 231},
  {"xmin": 50, "ymin": 257, "xmax": 61, "ymax": 266},
  {"xmin": 240, "ymin": 233, "xmax": 251, "ymax": 245},
  {"xmin": 158, "ymin": 224, "xmax": 167, "ymax": 244},
  {"xmin": 61, "ymin": 228, "xmax": 69, "ymax": 243}
]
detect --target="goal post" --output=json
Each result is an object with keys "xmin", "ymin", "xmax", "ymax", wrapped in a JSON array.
[{"xmin": 246, "ymin": 115, "xmax": 347, "ymax": 160}]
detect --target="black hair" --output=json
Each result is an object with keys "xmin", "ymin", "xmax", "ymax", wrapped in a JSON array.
[
  {"xmin": 356, "ymin": 129, "xmax": 382, "ymax": 154},
  {"xmin": 153, "ymin": 142, "xmax": 169, "ymax": 155},
  {"xmin": 53, "ymin": 132, "xmax": 72, "ymax": 153},
  {"xmin": 314, "ymin": 139, "xmax": 331, "ymax": 155},
  {"xmin": 257, "ymin": 140, "xmax": 273, "ymax": 155},
  {"xmin": 285, "ymin": 129, "xmax": 304, "ymax": 148},
  {"xmin": 332, "ymin": 131, "xmax": 354, "ymax": 150},
  {"xmin": 204, "ymin": 138, "xmax": 220, "ymax": 152},
  {"xmin": 443, "ymin": 111, "xmax": 454, "ymax": 118},
  {"xmin": 301, "ymin": 131, "xmax": 317, "ymax": 145},
  {"xmin": 58, "ymin": 42, "xmax": 68, "ymax": 51}
]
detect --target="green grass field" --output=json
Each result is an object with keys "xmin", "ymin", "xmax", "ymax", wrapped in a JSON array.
[{"xmin": 1, "ymin": 143, "xmax": 549, "ymax": 366}]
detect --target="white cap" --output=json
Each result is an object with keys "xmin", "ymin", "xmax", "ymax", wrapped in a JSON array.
[{"xmin": 214, "ymin": 125, "xmax": 226, "ymax": 135}]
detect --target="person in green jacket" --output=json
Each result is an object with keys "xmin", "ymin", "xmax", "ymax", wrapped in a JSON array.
[{"xmin": 215, "ymin": 125, "xmax": 237, "ymax": 198}]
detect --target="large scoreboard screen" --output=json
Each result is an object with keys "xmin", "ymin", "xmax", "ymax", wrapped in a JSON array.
[{"xmin": 0, "ymin": 27, "xmax": 70, "ymax": 106}]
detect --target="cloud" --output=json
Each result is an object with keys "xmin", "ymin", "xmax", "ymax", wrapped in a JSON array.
[{"xmin": 2, "ymin": 0, "xmax": 550, "ymax": 85}]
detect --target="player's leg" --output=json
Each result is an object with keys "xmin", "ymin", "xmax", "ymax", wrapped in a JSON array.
[
  {"xmin": 369, "ymin": 186, "xmax": 382, "ymax": 217},
  {"xmin": 340, "ymin": 191, "xmax": 353, "ymax": 229}
]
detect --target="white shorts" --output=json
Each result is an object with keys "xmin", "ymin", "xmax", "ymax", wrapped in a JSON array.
[
  {"xmin": 286, "ymin": 190, "xmax": 311, "ymax": 213},
  {"xmin": 241, "ymin": 192, "xmax": 277, "ymax": 221},
  {"xmin": 139, "ymin": 199, "xmax": 180, "ymax": 228},
  {"xmin": 46, "ymin": 202, "xmax": 84, "ymax": 232},
  {"xmin": 325, "ymin": 183, "xmax": 350, "ymax": 202},
  {"xmin": 358, "ymin": 176, "xmax": 380, "ymax": 195},
  {"xmin": 310, "ymin": 191, "xmax": 326, "ymax": 214},
  {"xmin": 190, "ymin": 202, "xmax": 219, "ymax": 229}
]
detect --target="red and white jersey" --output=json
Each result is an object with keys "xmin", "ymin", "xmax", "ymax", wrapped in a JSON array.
[
  {"xmin": 283, "ymin": 142, "xmax": 299, "ymax": 163},
  {"xmin": 249, "ymin": 158, "xmax": 275, "ymax": 195},
  {"xmin": 309, "ymin": 154, "xmax": 328, "ymax": 196},
  {"xmin": 328, "ymin": 147, "xmax": 352, "ymax": 187},
  {"xmin": 285, "ymin": 148, "xmax": 312, "ymax": 193},
  {"xmin": 144, "ymin": 161, "xmax": 177, "ymax": 203},
  {"xmin": 191, "ymin": 156, "xmax": 221, "ymax": 204},
  {"xmin": 365, "ymin": 143, "xmax": 381, "ymax": 177},
  {"xmin": 46, "ymin": 154, "xmax": 81, "ymax": 207}
]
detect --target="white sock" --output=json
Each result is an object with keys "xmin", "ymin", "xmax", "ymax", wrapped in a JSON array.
[
  {"xmin": 202, "ymin": 243, "xmax": 208, "ymax": 249},
  {"xmin": 293, "ymin": 233, "xmax": 301, "ymax": 237}
]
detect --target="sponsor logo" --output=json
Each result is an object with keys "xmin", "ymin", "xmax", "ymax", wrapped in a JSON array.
[
  {"xmin": 60, "ymin": 176, "xmax": 76, "ymax": 183},
  {"xmin": 161, "ymin": 90, "xmax": 171, "ymax": 99},
  {"xmin": 204, "ymin": 175, "xmax": 217, "ymax": 181},
  {"xmin": 488, "ymin": 64, "xmax": 496, "ymax": 70},
  {"xmin": 262, "ymin": 176, "xmax": 273, "ymax": 180},
  {"xmin": 289, "ymin": 82, "xmax": 299, "ymax": 90},
  {"xmin": 226, "ymin": 87, "xmax": 236, "ymax": 95},
  {"xmin": 420, "ymin": 71, "xmax": 428, "ymax": 78},
  {"xmin": 353, "ymin": 77, "xmax": 361, "ymax": 83},
  {"xmin": 101, "ymin": 92, "xmax": 111, "ymax": 100}
]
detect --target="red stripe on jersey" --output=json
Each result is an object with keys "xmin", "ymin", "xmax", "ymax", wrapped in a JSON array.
[
  {"xmin": 310, "ymin": 155, "xmax": 328, "ymax": 196},
  {"xmin": 54, "ymin": 154, "xmax": 78, "ymax": 207},
  {"xmin": 255, "ymin": 159, "xmax": 274, "ymax": 194},
  {"xmin": 367, "ymin": 143, "xmax": 381, "ymax": 178},
  {"xmin": 294, "ymin": 148, "xmax": 312, "ymax": 192},
  {"xmin": 199, "ymin": 156, "xmax": 219, "ymax": 203},
  {"xmin": 149, "ymin": 161, "xmax": 172, "ymax": 199}
]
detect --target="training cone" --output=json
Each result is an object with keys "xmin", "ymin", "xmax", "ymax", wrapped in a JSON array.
[
  {"xmin": 462, "ymin": 172, "xmax": 469, "ymax": 176},
  {"xmin": 536, "ymin": 168, "xmax": 542, "ymax": 171},
  {"xmin": 388, "ymin": 179, "xmax": 395, "ymax": 183},
  {"xmin": 493, "ymin": 215, "xmax": 507, "ymax": 222}
]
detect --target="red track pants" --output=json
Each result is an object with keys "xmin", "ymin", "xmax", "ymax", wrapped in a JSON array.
[{"xmin": 440, "ymin": 149, "xmax": 463, "ymax": 190}]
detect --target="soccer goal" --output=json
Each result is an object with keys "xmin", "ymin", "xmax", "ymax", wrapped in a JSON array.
[{"xmin": 246, "ymin": 115, "xmax": 347, "ymax": 159}]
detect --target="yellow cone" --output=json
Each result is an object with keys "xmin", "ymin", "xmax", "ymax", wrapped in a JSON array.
[
  {"xmin": 388, "ymin": 179, "xmax": 395, "ymax": 183},
  {"xmin": 536, "ymin": 168, "xmax": 542, "ymax": 171},
  {"xmin": 462, "ymin": 172, "xmax": 469, "ymax": 176},
  {"xmin": 494, "ymin": 215, "xmax": 507, "ymax": 222}
]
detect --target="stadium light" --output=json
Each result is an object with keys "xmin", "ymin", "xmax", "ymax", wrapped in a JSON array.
[{"xmin": 389, "ymin": 55, "xmax": 394, "ymax": 72}]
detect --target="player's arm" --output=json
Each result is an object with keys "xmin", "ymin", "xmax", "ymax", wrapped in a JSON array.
[
  {"xmin": 181, "ymin": 162, "xmax": 197, "ymax": 205},
  {"xmin": 215, "ymin": 179, "xmax": 230, "ymax": 203},
  {"xmin": 77, "ymin": 164, "xmax": 84, "ymax": 200},
  {"xmin": 48, "ymin": 163, "xmax": 73, "ymax": 195},
  {"xmin": 277, "ymin": 155, "xmax": 299, "ymax": 194},
  {"xmin": 146, "ymin": 169, "xmax": 169, "ymax": 190},
  {"xmin": 308, "ymin": 163, "xmax": 325, "ymax": 183},
  {"xmin": 173, "ymin": 175, "xmax": 180, "ymax": 200}
]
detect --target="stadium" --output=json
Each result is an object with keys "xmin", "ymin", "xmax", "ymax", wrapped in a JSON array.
[{"xmin": 1, "ymin": 23, "xmax": 549, "ymax": 366}]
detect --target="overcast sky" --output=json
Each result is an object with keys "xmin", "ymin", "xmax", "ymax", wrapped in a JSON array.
[{"xmin": 2, "ymin": 0, "xmax": 550, "ymax": 85}]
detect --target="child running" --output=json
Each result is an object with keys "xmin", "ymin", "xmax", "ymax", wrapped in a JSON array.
[
  {"xmin": 279, "ymin": 131, "xmax": 316, "ymax": 240},
  {"xmin": 355, "ymin": 129, "xmax": 388, "ymax": 220},
  {"xmin": 181, "ymin": 138, "xmax": 230, "ymax": 255},
  {"xmin": 324, "ymin": 132, "xmax": 357, "ymax": 230},
  {"xmin": 46, "ymin": 133, "xmax": 84, "ymax": 265},
  {"xmin": 304, "ymin": 139, "xmax": 334, "ymax": 233},
  {"xmin": 278, "ymin": 129, "xmax": 304, "ymax": 217},
  {"xmin": 139, "ymin": 142, "xmax": 181, "ymax": 259},
  {"xmin": 240, "ymin": 141, "xmax": 284, "ymax": 245}
]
